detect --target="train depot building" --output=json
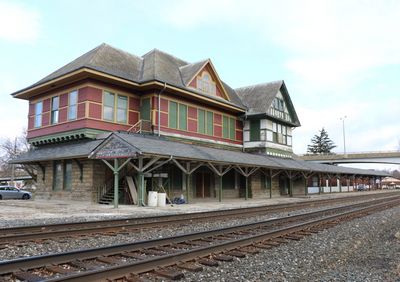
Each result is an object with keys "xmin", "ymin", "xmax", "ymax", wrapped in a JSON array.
[{"xmin": 11, "ymin": 44, "xmax": 388, "ymax": 206}]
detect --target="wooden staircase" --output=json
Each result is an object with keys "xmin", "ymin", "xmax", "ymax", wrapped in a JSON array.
[{"xmin": 98, "ymin": 187, "xmax": 126, "ymax": 205}]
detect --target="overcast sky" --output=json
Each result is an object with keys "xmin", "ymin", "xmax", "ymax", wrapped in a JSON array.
[{"xmin": 0, "ymin": 0, "xmax": 399, "ymax": 169}]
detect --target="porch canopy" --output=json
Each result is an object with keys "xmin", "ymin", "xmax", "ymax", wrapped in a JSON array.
[
  {"xmin": 11, "ymin": 132, "xmax": 389, "ymax": 207},
  {"xmin": 88, "ymin": 132, "xmax": 388, "ymax": 207}
]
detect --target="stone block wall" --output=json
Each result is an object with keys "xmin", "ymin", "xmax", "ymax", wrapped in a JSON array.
[{"xmin": 34, "ymin": 159, "xmax": 106, "ymax": 202}]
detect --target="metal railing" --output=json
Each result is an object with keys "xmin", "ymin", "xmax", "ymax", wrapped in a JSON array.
[{"xmin": 127, "ymin": 120, "xmax": 153, "ymax": 134}]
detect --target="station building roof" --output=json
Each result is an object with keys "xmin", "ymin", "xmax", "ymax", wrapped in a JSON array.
[{"xmin": 11, "ymin": 132, "xmax": 389, "ymax": 177}]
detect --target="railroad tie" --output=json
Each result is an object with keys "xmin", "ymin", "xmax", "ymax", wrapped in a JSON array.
[
  {"xmin": 198, "ymin": 258, "xmax": 219, "ymax": 267},
  {"xmin": 45, "ymin": 265, "xmax": 74, "ymax": 274},
  {"xmin": 142, "ymin": 249, "xmax": 165, "ymax": 256},
  {"xmin": 253, "ymin": 243, "xmax": 273, "ymax": 249},
  {"xmin": 263, "ymin": 241, "xmax": 281, "ymax": 246},
  {"xmin": 224, "ymin": 250, "xmax": 246, "ymax": 258},
  {"xmin": 239, "ymin": 246, "xmax": 260, "ymax": 254},
  {"xmin": 121, "ymin": 252, "xmax": 143, "ymax": 259},
  {"xmin": 97, "ymin": 256, "xmax": 120, "ymax": 264},
  {"xmin": 282, "ymin": 234, "xmax": 303, "ymax": 241},
  {"xmin": 177, "ymin": 262, "xmax": 203, "ymax": 272},
  {"xmin": 154, "ymin": 269, "xmax": 184, "ymax": 280},
  {"xmin": 214, "ymin": 254, "xmax": 234, "ymax": 262},
  {"xmin": 13, "ymin": 271, "xmax": 43, "ymax": 282}
]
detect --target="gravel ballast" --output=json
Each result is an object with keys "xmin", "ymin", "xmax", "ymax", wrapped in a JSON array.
[{"xmin": 182, "ymin": 206, "xmax": 400, "ymax": 282}]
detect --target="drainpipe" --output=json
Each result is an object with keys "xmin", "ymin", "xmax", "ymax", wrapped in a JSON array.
[{"xmin": 158, "ymin": 82, "xmax": 167, "ymax": 136}]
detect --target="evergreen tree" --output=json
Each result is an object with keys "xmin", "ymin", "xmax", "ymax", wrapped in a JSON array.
[{"xmin": 307, "ymin": 128, "xmax": 336, "ymax": 154}]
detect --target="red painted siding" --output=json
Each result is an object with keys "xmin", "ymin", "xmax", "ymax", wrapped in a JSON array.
[
  {"xmin": 77, "ymin": 103, "xmax": 85, "ymax": 119},
  {"xmin": 43, "ymin": 99, "xmax": 51, "ymax": 112},
  {"xmin": 60, "ymin": 93, "xmax": 68, "ymax": 108},
  {"xmin": 89, "ymin": 103, "xmax": 102, "ymax": 119},
  {"xmin": 160, "ymin": 98, "xmax": 168, "ymax": 112},
  {"xmin": 59, "ymin": 108, "xmax": 67, "ymax": 123},
  {"xmin": 236, "ymin": 120, "xmax": 242, "ymax": 130},
  {"xmin": 42, "ymin": 112, "xmax": 50, "ymax": 126},
  {"xmin": 160, "ymin": 112, "xmax": 168, "ymax": 127},
  {"xmin": 214, "ymin": 125, "xmax": 222, "ymax": 137},
  {"xmin": 188, "ymin": 106, "xmax": 197, "ymax": 119},
  {"xmin": 129, "ymin": 111, "xmax": 139, "ymax": 125},
  {"xmin": 214, "ymin": 113, "xmax": 222, "ymax": 125},
  {"xmin": 236, "ymin": 130, "xmax": 243, "ymax": 141},
  {"xmin": 29, "ymin": 103, "xmax": 35, "ymax": 116},
  {"xmin": 160, "ymin": 126, "xmax": 242, "ymax": 145},
  {"xmin": 188, "ymin": 119, "xmax": 197, "ymax": 132},
  {"xmin": 79, "ymin": 86, "xmax": 102, "ymax": 103},
  {"xmin": 129, "ymin": 97, "xmax": 140, "ymax": 111},
  {"xmin": 28, "ymin": 116, "xmax": 34, "ymax": 130}
]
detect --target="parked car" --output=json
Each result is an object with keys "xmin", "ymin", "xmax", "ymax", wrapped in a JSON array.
[
  {"xmin": 357, "ymin": 184, "xmax": 367, "ymax": 191},
  {"xmin": 0, "ymin": 186, "xmax": 32, "ymax": 200}
]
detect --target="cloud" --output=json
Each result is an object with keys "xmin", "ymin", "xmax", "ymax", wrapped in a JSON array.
[
  {"xmin": 160, "ymin": 0, "xmax": 400, "ymax": 86},
  {"xmin": 0, "ymin": 1, "xmax": 40, "ymax": 43}
]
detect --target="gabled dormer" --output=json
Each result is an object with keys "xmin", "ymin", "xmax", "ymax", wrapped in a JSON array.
[
  {"xmin": 180, "ymin": 60, "xmax": 230, "ymax": 101},
  {"xmin": 235, "ymin": 80, "xmax": 301, "ymax": 158}
]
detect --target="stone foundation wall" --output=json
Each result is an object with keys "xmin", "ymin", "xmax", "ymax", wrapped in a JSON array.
[{"xmin": 34, "ymin": 159, "xmax": 106, "ymax": 202}]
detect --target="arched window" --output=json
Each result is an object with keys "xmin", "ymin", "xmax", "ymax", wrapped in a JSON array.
[{"xmin": 197, "ymin": 72, "xmax": 216, "ymax": 95}]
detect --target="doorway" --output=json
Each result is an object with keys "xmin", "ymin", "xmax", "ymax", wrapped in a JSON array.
[{"xmin": 195, "ymin": 168, "xmax": 213, "ymax": 198}]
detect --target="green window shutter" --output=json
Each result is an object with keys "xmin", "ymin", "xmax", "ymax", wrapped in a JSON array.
[
  {"xmin": 229, "ymin": 118, "xmax": 235, "ymax": 140},
  {"xmin": 198, "ymin": 109, "xmax": 205, "ymax": 134},
  {"xmin": 169, "ymin": 101, "xmax": 178, "ymax": 129},
  {"xmin": 250, "ymin": 120, "xmax": 260, "ymax": 141},
  {"xmin": 140, "ymin": 98, "xmax": 151, "ymax": 121},
  {"xmin": 178, "ymin": 104, "xmax": 187, "ymax": 130},
  {"xmin": 206, "ymin": 111, "xmax": 213, "ymax": 135},
  {"xmin": 222, "ymin": 116, "xmax": 229, "ymax": 138}
]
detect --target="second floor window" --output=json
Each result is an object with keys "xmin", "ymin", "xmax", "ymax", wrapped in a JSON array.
[
  {"xmin": 34, "ymin": 101, "xmax": 42, "ymax": 128},
  {"xmin": 68, "ymin": 90, "xmax": 78, "ymax": 120},
  {"xmin": 103, "ymin": 91, "xmax": 115, "ymax": 121},
  {"xmin": 197, "ymin": 72, "xmax": 216, "ymax": 95},
  {"xmin": 223, "ymin": 116, "xmax": 236, "ymax": 140},
  {"xmin": 117, "ymin": 95, "xmax": 127, "ymax": 123},
  {"xmin": 51, "ymin": 96, "xmax": 59, "ymax": 124},
  {"xmin": 103, "ymin": 91, "xmax": 128, "ymax": 123},
  {"xmin": 198, "ymin": 109, "xmax": 213, "ymax": 136},
  {"xmin": 169, "ymin": 101, "xmax": 187, "ymax": 131},
  {"xmin": 270, "ymin": 122, "xmax": 292, "ymax": 145}
]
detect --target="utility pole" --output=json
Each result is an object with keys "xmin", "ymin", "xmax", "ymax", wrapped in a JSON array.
[
  {"xmin": 10, "ymin": 137, "xmax": 17, "ymax": 186},
  {"xmin": 340, "ymin": 116, "xmax": 347, "ymax": 156}
]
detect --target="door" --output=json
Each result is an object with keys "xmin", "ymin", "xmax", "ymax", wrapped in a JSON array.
[{"xmin": 195, "ymin": 171, "xmax": 212, "ymax": 198}]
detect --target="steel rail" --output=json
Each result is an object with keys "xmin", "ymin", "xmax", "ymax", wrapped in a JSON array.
[
  {"xmin": 1, "ymin": 195, "xmax": 399, "ymax": 276},
  {"xmin": 43, "ymin": 197, "xmax": 400, "ymax": 281},
  {"xmin": 0, "ymin": 192, "xmax": 398, "ymax": 244}
]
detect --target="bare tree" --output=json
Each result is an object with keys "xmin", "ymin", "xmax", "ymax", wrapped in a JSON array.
[{"xmin": 0, "ymin": 130, "xmax": 36, "ymax": 181}]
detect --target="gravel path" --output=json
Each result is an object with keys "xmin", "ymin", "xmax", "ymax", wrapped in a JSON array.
[{"xmin": 182, "ymin": 206, "xmax": 400, "ymax": 282}]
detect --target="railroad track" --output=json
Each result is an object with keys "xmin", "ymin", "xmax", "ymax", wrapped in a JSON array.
[
  {"xmin": 1, "ymin": 195, "xmax": 399, "ymax": 282},
  {"xmin": 1, "ymin": 192, "xmax": 398, "ymax": 245}
]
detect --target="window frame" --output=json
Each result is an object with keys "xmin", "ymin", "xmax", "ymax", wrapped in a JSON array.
[
  {"xmin": 34, "ymin": 101, "xmax": 43, "ymax": 128},
  {"xmin": 68, "ymin": 90, "xmax": 78, "ymax": 120},
  {"xmin": 51, "ymin": 96, "xmax": 59, "ymax": 124}
]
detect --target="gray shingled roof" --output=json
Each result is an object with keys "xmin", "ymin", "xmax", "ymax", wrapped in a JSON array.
[
  {"xmin": 11, "ymin": 133, "xmax": 388, "ymax": 177},
  {"xmin": 235, "ymin": 80, "xmax": 301, "ymax": 126},
  {"xmin": 9, "ymin": 139, "xmax": 103, "ymax": 163},
  {"xmin": 93, "ymin": 133, "xmax": 387, "ymax": 177},
  {"xmin": 15, "ymin": 44, "xmax": 246, "ymax": 109}
]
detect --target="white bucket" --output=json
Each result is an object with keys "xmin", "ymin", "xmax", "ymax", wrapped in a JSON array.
[
  {"xmin": 158, "ymin": 192, "xmax": 166, "ymax": 207},
  {"xmin": 148, "ymin": 191, "xmax": 158, "ymax": 207}
]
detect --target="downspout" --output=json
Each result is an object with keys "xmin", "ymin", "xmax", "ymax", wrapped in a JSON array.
[{"xmin": 158, "ymin": 82, "xmax": 167, "ymax": 136}]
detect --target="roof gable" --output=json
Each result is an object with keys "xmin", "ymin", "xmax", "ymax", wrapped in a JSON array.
[
  {"xmin": 183, "ymin": 60, "xmax": 230, "ymax": 101},
  {"xmin": 235, "ymin": 80, "xmax": 300, "ymax": 126},
  {"xmin": 89, "ymin": 134, "xmax": 140, "ymax": 159}
]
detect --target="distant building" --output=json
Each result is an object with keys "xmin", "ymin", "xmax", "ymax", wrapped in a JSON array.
[{"xmin": 10, "ymin": 44, "xmax": 388, "ymax": 205}]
